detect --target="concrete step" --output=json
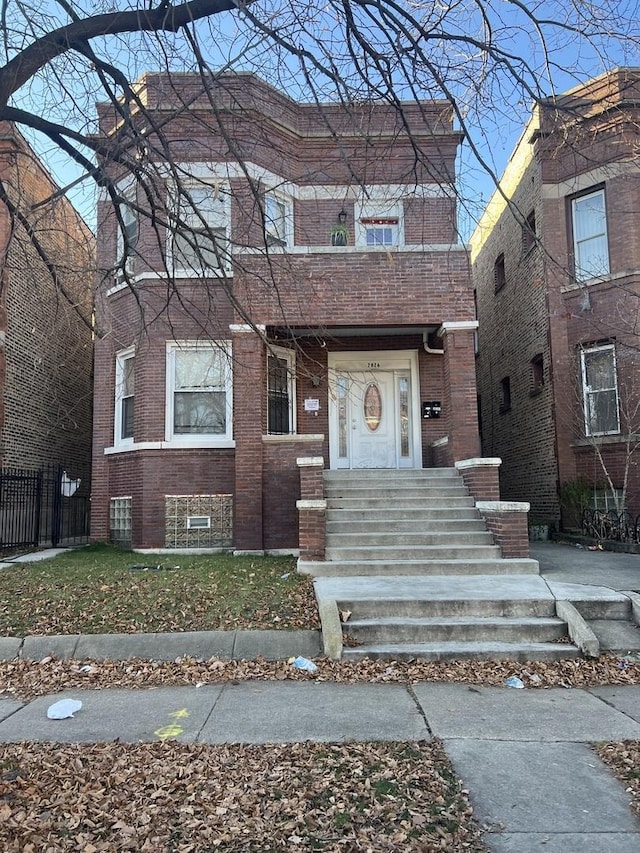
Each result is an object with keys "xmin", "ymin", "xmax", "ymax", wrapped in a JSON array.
[
  {"xmin": 341, "ymin": 641, "xmax": 580, "ymax": 662},
  {"xmin": 327, "ymin": 496, "xmax": 476, "ymax": 509},
  {"xmin": 325, "ymin": 519, "xmax": 487, "ymax": 534},
  {"xmin": 325, "ymin": 508, "xmax": 481, "ymax": 523},
  {"xmin": 324, "ymin": 468, "xmax": 459, "ymax": 481},
  {"xmin": 300, "ymin": 557, "xmax": 541, "ymax": 577},
  {"xmin": 326, "ymin": 531, "xmax": 494, "ymax": 547},
  {"xmin": 343, "ymin": 616, "xmax": 568, "ymax": 644},
  {"xmin": 324, "ymin": 544, "xmax": 503, "ymax": 561},
  {"xmin": 324, "ymin": 484, "xmax": 470, "ymax": 498},
  {"xmin": 314, "ymin": 574, "xmax": 556, "ymax": 619}
]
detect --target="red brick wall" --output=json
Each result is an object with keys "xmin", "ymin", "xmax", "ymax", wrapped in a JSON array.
[
  {"xmin": 0, "ymin": 125, "xmax": 93, "ymax": 479},
  {"xmin": 92, "ymin": 73, "xmax": 473, "ymax": 549}
]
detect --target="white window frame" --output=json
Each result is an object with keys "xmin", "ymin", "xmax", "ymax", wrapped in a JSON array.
[
  {"xmin": 264, "ymin": 191, "xmax": 293, "ymax": 248},
  {"xmin": 165, "ymin": 341, "xmax": 233, "ymax": 446},
  {"xmin": 571, "ymin": 188, "xmax": 610, "ymax": 282},
  {"xmin": 267, "ymin": 345, "xmax": 296, "ymax": 435},
  {"xmin": 355, "ymin": 200, "xmax": 404, "ymax": 248},
  {"xmin": 116, "ymin": 189, "xmax": 138, "ymax": 283},
  {"xmin": 168, "ymin": 181, "xmax": 231, "ymax": 275},
  {"xmin": 114, "ymin": 347, "xmax": 135, "ymax": 447},
  {"xmin": 581, "ymin": 343, "xmax": 620, "ymax": 437}
]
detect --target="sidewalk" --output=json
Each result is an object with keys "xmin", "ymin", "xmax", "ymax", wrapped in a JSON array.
[{"xmin": 1, "ymin": 682, "xmax": 639, "ymax": 851}]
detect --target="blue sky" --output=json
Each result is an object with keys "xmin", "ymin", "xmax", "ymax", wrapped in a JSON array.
[{"xmin": 10, "ymin": 1, "xmax": 640, "ymax": 239}]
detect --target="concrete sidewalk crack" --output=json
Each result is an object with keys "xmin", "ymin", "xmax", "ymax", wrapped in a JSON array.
[{"xmin": 406, "ymin": 684, "xmax": 433, "ymax": 737}]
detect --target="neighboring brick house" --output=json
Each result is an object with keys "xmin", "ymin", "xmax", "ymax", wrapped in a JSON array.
[
  {"xmin": 471, "ymin": 69, "xmax": 640, "ymax": 529},
  {"xmin": 0, "ymin": 123, "xmax": 94, "ymax": 479},
  {"xmin": 91, "ymin": 72, "xmax": 484, "ymax": 552}
]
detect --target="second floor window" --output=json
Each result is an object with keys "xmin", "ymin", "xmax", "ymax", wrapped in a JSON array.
[
  {"xmin": 172, "ymin": 184, "xmax": 228, "ymax": 272},
  {"xmin": 356, "ymin": 201, "xmax": 403, "ymax": 247},
  {"xmin": 116, "ymin": 196, "xmax": 138, "ymax": 282},
  {"xmin": 264, "ymin": 193, "xmax": 291, "ymax": 247},
  {"xmin": 362, "ymin": 217, "xmax": 399, "ymax": 246},
  {"xmin": 572, "ymin": 188, "xmax": 609, "ymax": 282}
]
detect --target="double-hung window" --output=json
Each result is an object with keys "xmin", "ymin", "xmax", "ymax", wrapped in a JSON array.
[
  {"xmin": 264, "ymin": 193, "xmax": 291, "ymax": 247},
  {"xmin": 571, "ymin": 189, "xmax": 610, "ymax": 281},
  {"xmin": 171, "ymin": 183, "xmax": 229, "ymax": 272},
  {"xmin": 267, "ymin": 347, "xmax": 295, "ymax": 434},
  {"xmin": 116, "ymin": 192, "xmax": 138, "ymax": 282},
  {"xmin": 581, "ymin": 344, "xmax": 620, "ymax": 436},
  {"xmin": 115, "ymin": 348, "xmax": 135, "ymax": 445},
  {"xmin": 166, "ymin": 342, "xmax": 233, "ymax": 443}
]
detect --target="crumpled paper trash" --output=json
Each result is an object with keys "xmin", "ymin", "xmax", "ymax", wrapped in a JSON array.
[{"xmin": 47, "ymin": 698, "xmax": 83, "ymax": 719}]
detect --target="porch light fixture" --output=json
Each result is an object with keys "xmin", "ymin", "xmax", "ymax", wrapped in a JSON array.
[{"xmin": 337, "ymin": 208, "xmax": 347, "ymax": 224}]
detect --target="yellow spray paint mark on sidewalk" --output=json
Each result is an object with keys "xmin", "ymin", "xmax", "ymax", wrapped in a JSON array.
[
  {"xmin": 169, "ymin": 709, "xmax": 190, "ymax": 720},
  {"xmin": 154, "ymin": 709, "xmax": 191, "ymax": 741},
  {"xmin": 154, "ymin": 723, "xmax": 184, "ymax": 741}
]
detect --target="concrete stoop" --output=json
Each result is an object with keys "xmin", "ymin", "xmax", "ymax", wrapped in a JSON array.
[{"xmin": 307, "ymin": 469, "xmax": 634, "ymax": 662}]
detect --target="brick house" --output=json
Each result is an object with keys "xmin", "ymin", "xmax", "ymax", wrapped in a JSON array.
[
  {"xmin": 91, "ymin": 72, "xmax": 486, "ymax": 552},
  {"xmin": 0, "ymin": 122, "xmax": 94, "ymax": 479},
  {"xmin": 471, "ymin": 68, "xmax": 640, "ymax": 529}
]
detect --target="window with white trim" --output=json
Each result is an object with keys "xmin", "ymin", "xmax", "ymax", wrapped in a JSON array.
[
  {"xmin": 114, "ymin": 348, "xmax": 135, "ymax": 445},
  {"xmin": 264, "ymin": 192, "xmax": 292, "ymax": 247},
  {"xmin": 581, "ymin": 344, "xmax": 620, "ymax": 436},
  {"xmin": 116, "ymin": 192, "xmax": 138, "ymax": 282},
  {"xmin": 355, "ymin": 201, "xmax": 403, "ymax": 247},
  {"xmin": 571, "ymin": 188, "xmax": 610, "ymax": 281},
  {"xmin": 267, "ymin": 346, "xmax": 296, "ymax": 434},
  {"xmin": 166, "ymin": 341, "xmax": 233, "ymax": 442},
  {"xmin": 171, "ymin": 183, "xmax": 229, "ymax": 272}
]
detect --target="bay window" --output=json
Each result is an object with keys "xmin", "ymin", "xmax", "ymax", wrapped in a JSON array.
[
  {"xmin": 166, "ymin": 342, "xmax": 233, "ymax": 442},
  {"xmin": 171, "ymin": 183, "xmax": 229, "ymax": 272}
]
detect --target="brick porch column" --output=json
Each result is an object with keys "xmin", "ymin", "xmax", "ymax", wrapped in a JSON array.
[
  {"xmin": 439, "ymin": 321, "xmax": 481, "ymax": 464},
  {"xmin": 476, "ymin": 500, "xmax": 531, "ymax": 558},
  {"xmin": 231, "ymin": 324, "xmax": 265, "ymax": 553},
  {"xmin": 296, "ymin": 456, "xmax": 326, "ymax": 561},
  {"xmin": 455, "ymin": 457, "xmax": 501, "ymax": 502}
]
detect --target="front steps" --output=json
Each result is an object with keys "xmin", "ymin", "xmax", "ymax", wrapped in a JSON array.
[{"xmin": 307, "ymin": 469, "xmax": 582, "ymax": 662}]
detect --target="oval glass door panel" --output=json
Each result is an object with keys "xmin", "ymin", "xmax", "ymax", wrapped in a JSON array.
[{"xmin": 363, "ymin": 383, "xmax": 382, "ymax": 431}]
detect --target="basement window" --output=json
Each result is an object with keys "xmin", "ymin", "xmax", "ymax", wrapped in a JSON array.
[{"xmin": 187, "ymin": 516, "xmax": 211, "ymax": 529}]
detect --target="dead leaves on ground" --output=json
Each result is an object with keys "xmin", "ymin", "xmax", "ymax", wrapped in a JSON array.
[
  {"xmin": 0, "ymin": 740, "xmax": 487, "ymax": 852},
  {"xmin": 595, "ymin": 741, "xmax": 640, "ymax": 817},
  {"xmin": 0, "ymin": 653, "xmax": 639, "ymax": 702}
]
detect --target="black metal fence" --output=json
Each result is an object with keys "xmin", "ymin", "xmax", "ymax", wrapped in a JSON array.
[
  {"xmin": 0, "ymin": 464, "xmax": 89, "ymax": 552},
  {"xmin": 581, "ymin": 507, "xmax": 640, "ymax": 544}
]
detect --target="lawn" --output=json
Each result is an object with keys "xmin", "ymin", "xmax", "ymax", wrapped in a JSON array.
[{"xmin": 0, "ymin": 544, "xmax": 319, "ymax": 636}]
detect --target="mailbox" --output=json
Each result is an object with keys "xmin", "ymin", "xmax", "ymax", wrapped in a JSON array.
[{"xmin": 422, "ymin": 401, "xmax": 442, "ymax": 419}]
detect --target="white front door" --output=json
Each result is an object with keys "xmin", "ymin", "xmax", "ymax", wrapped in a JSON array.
[
  {"xmin": 349, "ymin": 371, "xmax": 397, "ymax": 468},
  {"xmin": 328, "ymin": 351, "xmax": 421, "ymax": 470}
]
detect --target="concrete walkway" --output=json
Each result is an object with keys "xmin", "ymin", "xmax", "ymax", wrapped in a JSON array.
[{"xmin": 1, "ymin": 682, "xmax": 639, "ymax": 851}]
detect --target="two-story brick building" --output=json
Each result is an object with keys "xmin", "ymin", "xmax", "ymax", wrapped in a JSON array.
[
  {"xmin": 472, "ymin": 68, "xmax": 640, "ymax": 529},
  {"xmin": 91, "ymin": 72, "xmax": 483, "ymax": 552}
]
